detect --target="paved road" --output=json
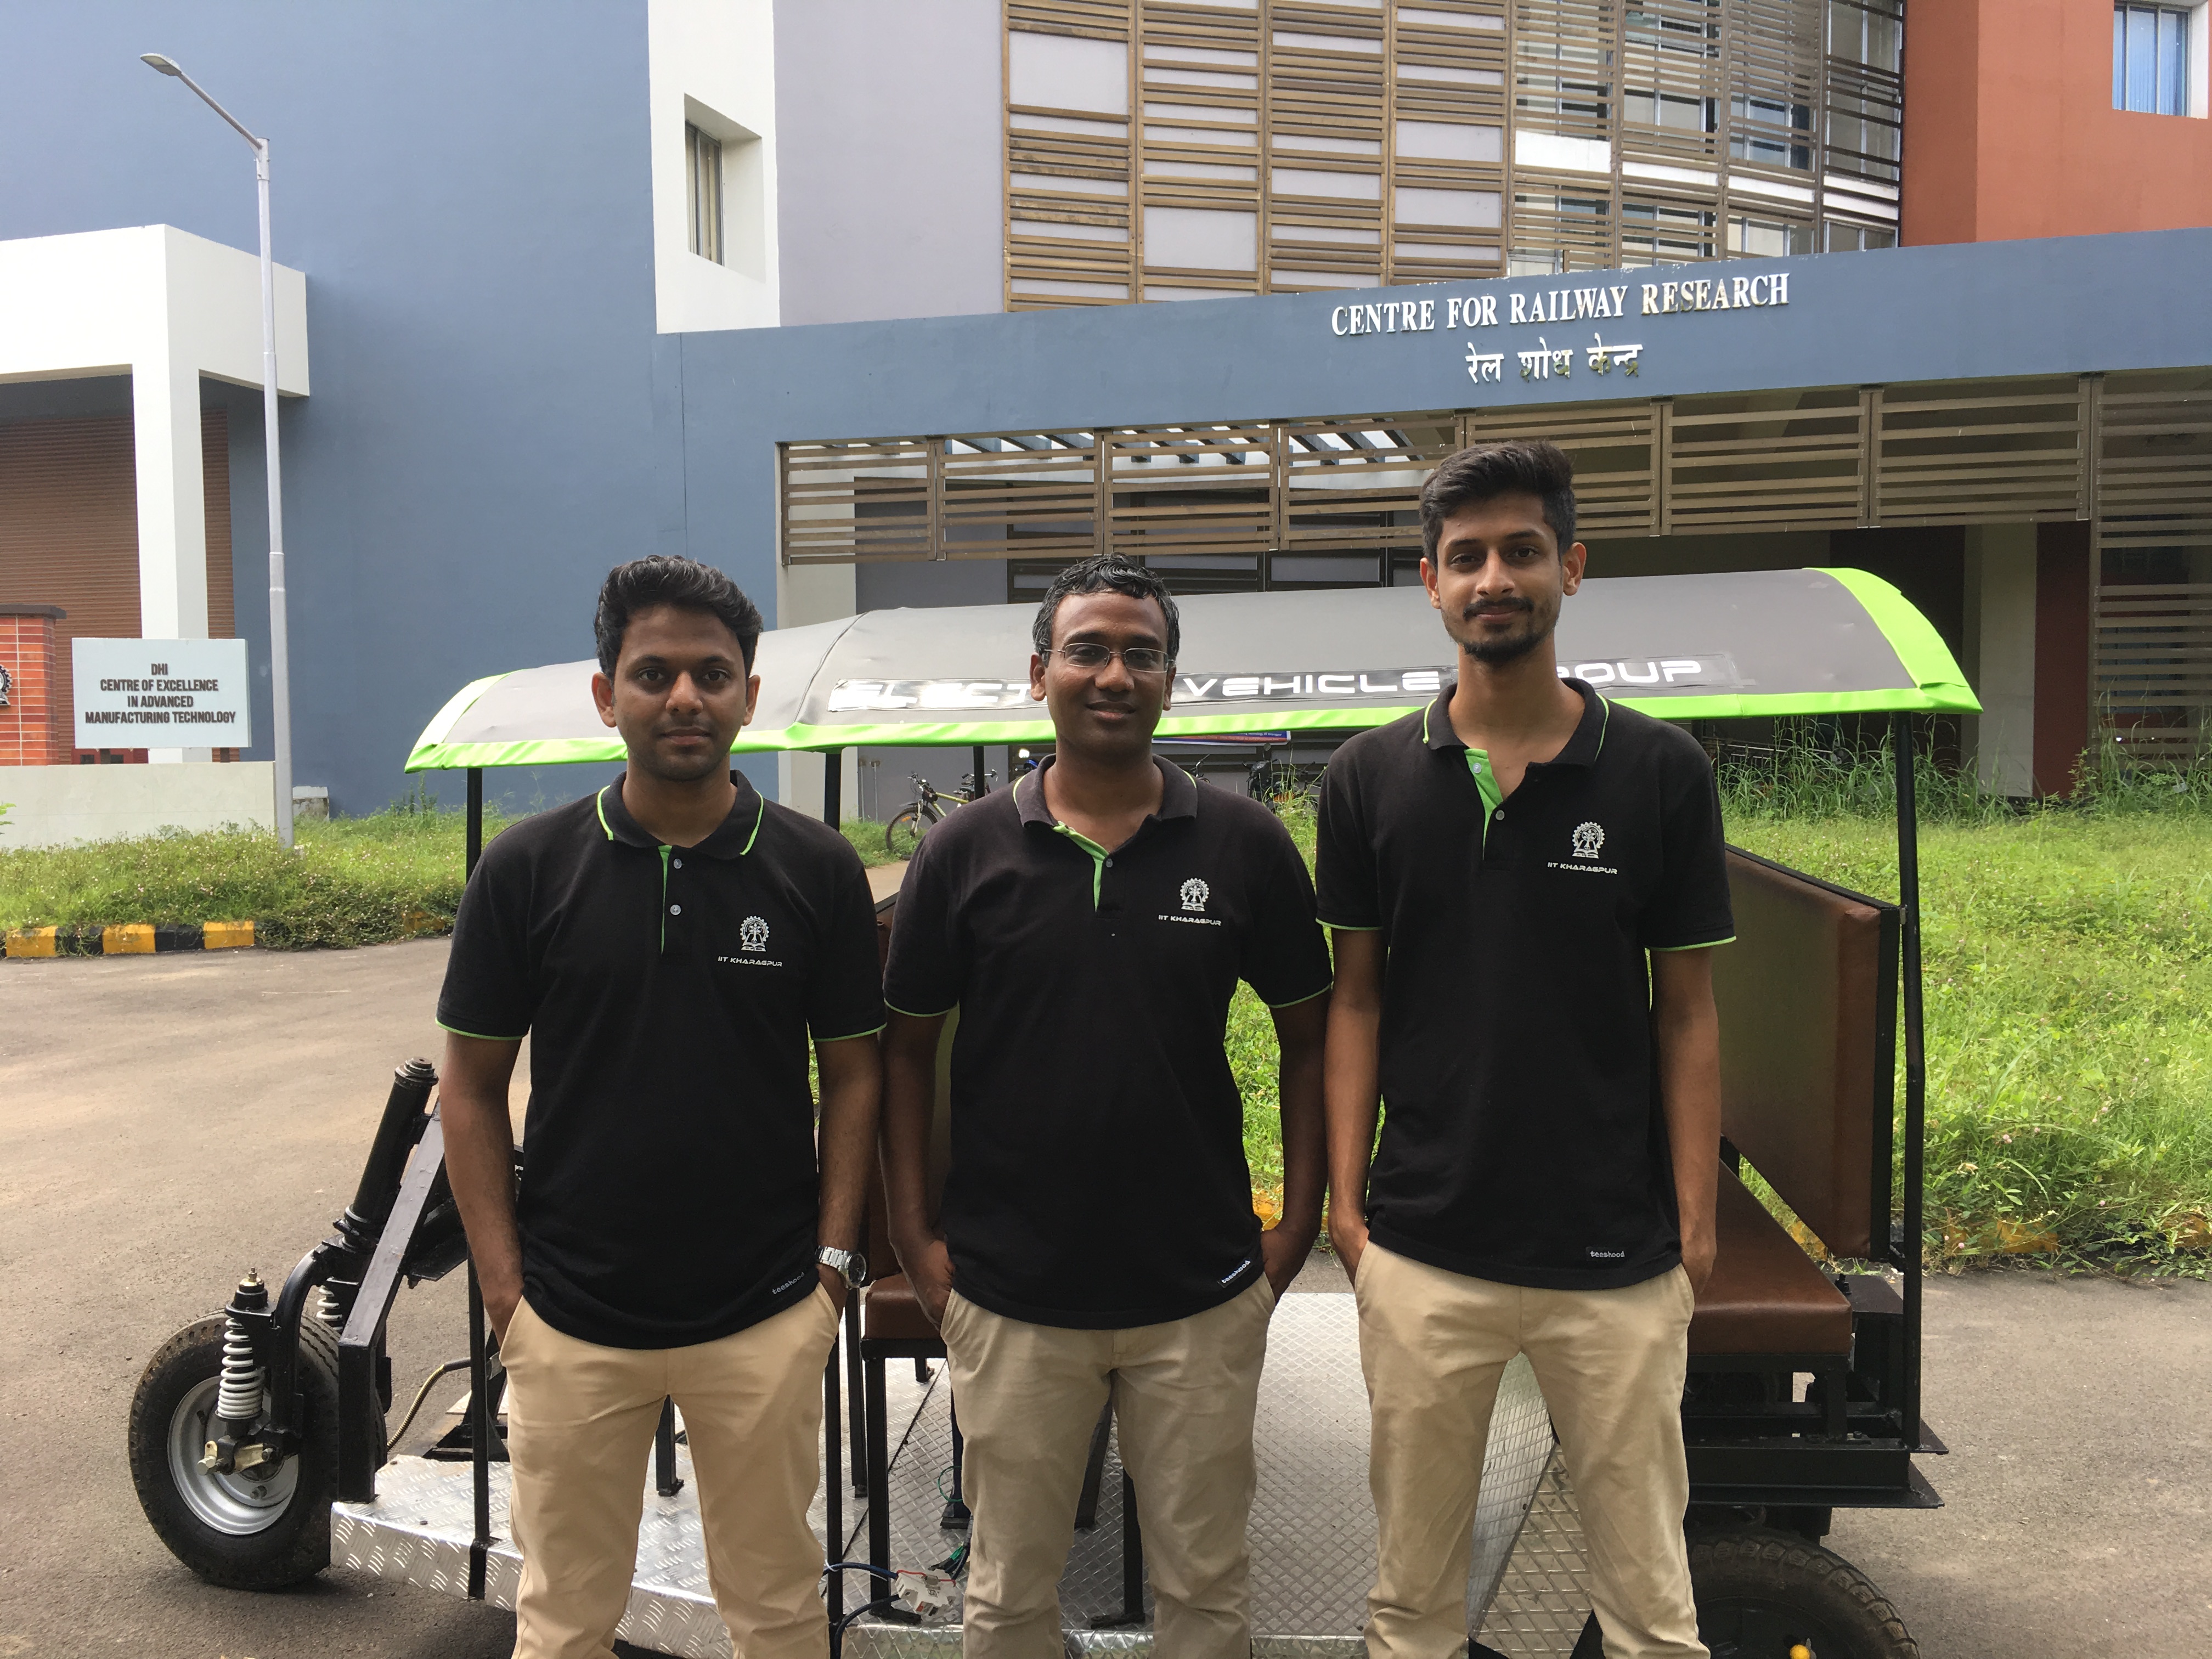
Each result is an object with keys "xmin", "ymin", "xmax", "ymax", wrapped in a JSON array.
[{"xmin": 1, "ymin": 940, "xmax": 2207, "ymax": 1658}]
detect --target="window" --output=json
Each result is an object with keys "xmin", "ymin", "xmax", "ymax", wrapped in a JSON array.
[
  {"xmin": 686, "ymin": 122, "xmax": 722, "ymax": 262},
  {"xmin": 1830, "ymin": 1, "xmax": 1903, "ymax": 74},
  {"xmin": 2114, "ymin": 5, "xmax": 2193, "ymax": 115},
  {"xmin": 1730, "ymin": 93, "xmax": 1813, "ymax": 171},
  {"xmin": 1621, "ymin": 199, "xmax": 1716, "ymax": 266},
  {"xmin": 1824, "ymin": 220, "xmax": 1896, "ymax": 253},
  {"xmin": 1726, "ymin": 216, "xmax": 1815, "ymax": 257}
]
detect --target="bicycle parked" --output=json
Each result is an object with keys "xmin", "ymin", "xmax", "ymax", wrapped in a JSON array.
[{"xmin": 884, "ymin": 769, "xmax": 993, "ymax": 859}]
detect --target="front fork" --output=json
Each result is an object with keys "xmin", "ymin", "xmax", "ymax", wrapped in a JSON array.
[{"xmin": 200, "ymin": 1058, "xmax": 439, "ymax": 1476}]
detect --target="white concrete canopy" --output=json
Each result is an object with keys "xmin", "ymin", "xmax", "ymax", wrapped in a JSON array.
[{"xmin": 0, "ymin": 224, "xmax": 308, "ymax": 759}]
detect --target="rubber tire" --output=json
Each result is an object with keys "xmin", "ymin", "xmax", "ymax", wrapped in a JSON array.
[
  {"xmin": 885, "ymin": 808, "xmax": 927, "ymax": 860},
  {"xmin": 1690, "ymin": 1527, "xmax": 1918, "ymax": 1659},
  {"xmin": 128, "ymin": 1312, "xmax": 342, "ymax": 1590}
]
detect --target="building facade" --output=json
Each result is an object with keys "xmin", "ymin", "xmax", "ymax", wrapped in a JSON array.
[{"xmin": 1, "ymin": 0, "xmax": 2207, "ymax": 820}]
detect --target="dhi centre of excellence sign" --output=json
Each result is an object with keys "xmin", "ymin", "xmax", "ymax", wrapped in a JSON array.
[{"xmin": 73, "ymin": 638, "xmax": 253, "ymax": 749}]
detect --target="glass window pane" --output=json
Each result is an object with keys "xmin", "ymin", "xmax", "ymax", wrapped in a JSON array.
[
  {"xmin": 1867, "ymin": 13, "xmax": 1901, "ymax": 75},
  {"xmin": 2160, "ymin": 8, "xmax": 2186, "ymax": 114},
  {"xmin": 2128, "ymin": 7, "xmax": 2157, "ymax": 111},
  {"xmin": 2115, "ymin": 7, "xmax": 2129, "ymax": 108}
]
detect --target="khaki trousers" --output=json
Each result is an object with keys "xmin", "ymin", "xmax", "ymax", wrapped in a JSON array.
[
  {"xmin": 940, "ymin": 1277, "xmax": 1276, "ymax": 1659},
  {"xmin": 1355, "ymin": 1243, "xmax": 1706, "ymax": 1659},
  {"xmin": 500, "ymin": 1285, "xmax": 840, "ymax": 1659}
]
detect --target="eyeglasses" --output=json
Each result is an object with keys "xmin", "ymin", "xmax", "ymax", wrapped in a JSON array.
[{"xmin": 1048, "ymin": 643, "xmax": 1172, "ymax": 675}]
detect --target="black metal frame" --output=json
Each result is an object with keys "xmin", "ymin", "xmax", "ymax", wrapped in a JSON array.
[{"xmin": 416, "ymin": 711, "xmax": 1937, "ymax": 1604}]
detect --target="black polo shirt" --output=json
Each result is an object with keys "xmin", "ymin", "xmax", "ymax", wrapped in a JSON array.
[
  {"xmin": 883, "ymin": 758, "xmax": 1333, "ymax": 1329},
  {"xmin": 1314, "ymin": 681, "xmax": 1733, "ymax": 1290},
  {"xmin": 436, "ymin": 772, "xmax": 886, "ymax": 1349}
]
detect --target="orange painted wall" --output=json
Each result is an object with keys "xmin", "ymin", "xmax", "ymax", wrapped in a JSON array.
[{"xmin": 1904, "ymin": 0, "xmax": 2212, "ymax": 244}]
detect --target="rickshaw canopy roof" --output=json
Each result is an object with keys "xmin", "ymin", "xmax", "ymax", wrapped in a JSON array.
[{"xmin": 405, "ymin": 566, "xmax": 1976, "ymax": 771}]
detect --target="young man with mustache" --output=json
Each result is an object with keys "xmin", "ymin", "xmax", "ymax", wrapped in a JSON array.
[
  {"xmin": 881, "ymin": 554, "xmax": 1333, "ymax": 1659},
  {"xmin": 1318, "ymin": 443, "xmax": 1733, "ymax": 1659},
  {"xmin": 437, "ymin": 556, "xmax": 885, "ymax": 1659}
]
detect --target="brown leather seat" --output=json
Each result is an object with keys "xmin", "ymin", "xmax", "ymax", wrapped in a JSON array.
[
  {"xmin": 862, "ymin": 1272, "xmax": 943, "ymax": 1344},
  {"xmin": 1689, "ymin": 1165, "xmax": 1852, "ymax": 1356}
]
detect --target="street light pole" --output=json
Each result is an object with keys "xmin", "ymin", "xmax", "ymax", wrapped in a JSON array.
[{"xmin": 141, "ymin": 53, "xmax": 295, "ymax": 847}]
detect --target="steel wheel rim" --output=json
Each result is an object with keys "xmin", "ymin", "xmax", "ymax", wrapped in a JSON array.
[{"xmin": 166, "ymin": 1376, "xmax": 297, "ymax": 1536}]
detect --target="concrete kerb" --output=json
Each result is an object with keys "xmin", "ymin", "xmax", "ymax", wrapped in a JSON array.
[{"xmin": 4, "ymin": 920, "xmax": 256, "ymax": 958}]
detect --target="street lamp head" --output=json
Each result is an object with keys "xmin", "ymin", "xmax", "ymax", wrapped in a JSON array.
[{"xmin": 140, "ymin": 53, "xmax": 183, "ymax": 76}]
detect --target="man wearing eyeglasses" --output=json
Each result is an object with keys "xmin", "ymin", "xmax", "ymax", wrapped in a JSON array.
[{"xmin": 881, "ymin": 554, "xmax": 1333, "ymax": 1659}]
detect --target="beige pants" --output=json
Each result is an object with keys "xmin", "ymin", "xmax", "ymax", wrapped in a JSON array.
[
  {"xmin": 940, "ymin": 1277, "xmax": 1277, "ymax": 1659},
  {"xmin": 1355, "ymin": 1243, "xmax": 1706, "ymax": 1659},
  {"xmin": 499, "ymin": 1285, "xmax": 840, "ymax": 1659}
]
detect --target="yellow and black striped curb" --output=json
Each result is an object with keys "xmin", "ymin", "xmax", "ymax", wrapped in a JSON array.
[{"xmin": 4, "ymin": 921, "xmax": 256, "ymax": 959}]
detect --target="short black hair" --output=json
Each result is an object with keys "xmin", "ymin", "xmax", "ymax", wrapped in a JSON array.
[
  {"xmin": 1419, "ymin": 441, "xmax": 1577, "ymax": 560},
  {"xmin": 1031, "ymin": 554, "xmax": 1182, "ymax": 662},
  {"xmin": 594, "ymin": 556, "xmax": 765, "ymax": 675}
]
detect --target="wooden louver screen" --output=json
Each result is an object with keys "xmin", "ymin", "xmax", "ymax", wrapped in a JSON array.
[
  {"xmin": 2094, "ymin": 371, "xmax": 2212, "ymax": 763},
  {"xmin": 779, "ymin": 378, "xmax": 2148, "ymax": 567},
  {"xmin": 1009, "ymin": 0, "xmax": 1901, "ymax": 307}
]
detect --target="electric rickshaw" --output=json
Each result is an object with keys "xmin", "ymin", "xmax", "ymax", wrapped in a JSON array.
[{"xmin": 129, "ymin": 571, "xmax": 1968, "ymax": 1658}]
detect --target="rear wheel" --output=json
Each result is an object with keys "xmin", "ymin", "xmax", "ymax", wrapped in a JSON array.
[
  {"xmin": 128, "ymin": 1313, "xmax": 342, "ymax": 1589},
  {"xmin": 885, "ymin": 808, "xmax": 929, "ymax": 860},
  {"xmin": 1691, "ymin": 1527, "xmax": 1917, "ymax": 1659}
]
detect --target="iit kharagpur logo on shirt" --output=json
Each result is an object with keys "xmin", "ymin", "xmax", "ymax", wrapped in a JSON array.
[
  {"xmin": 1547, "ymin": 821, "xmax": 1619, "ymax": 878},
  {"xmin": 718, "ymin": 916, "xmax": 784, "ymax": 968},
  {"xmin": 1160, "ymin": 877, "xmax": 1224, "ymax": 928}
]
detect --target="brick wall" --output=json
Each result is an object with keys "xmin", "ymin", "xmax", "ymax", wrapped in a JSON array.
[{"xmin": 0, "ymin": 606, "xmax": 71, "ymax": 766}]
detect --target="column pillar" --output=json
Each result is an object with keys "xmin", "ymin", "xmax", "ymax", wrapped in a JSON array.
[
  {"xmin": 774, "ymin": 559, "xmax": 859, "ymax": 814},
  {"xmin": 131, "ymin": 350, "xmax": 211, "ymax": 763},
  {"xmin": 1962, "ymin": 524, "xmax": 2038, "ymax": 798}
]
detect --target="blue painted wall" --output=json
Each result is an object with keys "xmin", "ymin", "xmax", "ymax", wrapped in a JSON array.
[
  {"xmin": 8, "ymin": 0, "xmax": 2209, "ymax": 816},
  {"xmin": 0, "ymin": 1, "xmax": 662, "ymax": 814}
]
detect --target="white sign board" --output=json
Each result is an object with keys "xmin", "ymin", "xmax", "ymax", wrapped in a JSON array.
[{"xmin": 73, "ymin": 638, "xmax": 253, "ymax": 749}]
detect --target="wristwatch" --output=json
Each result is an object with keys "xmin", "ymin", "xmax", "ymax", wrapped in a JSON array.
[{"xmin": 816, "ymin": 1246, "xmax": 869, "ymax": 1289}]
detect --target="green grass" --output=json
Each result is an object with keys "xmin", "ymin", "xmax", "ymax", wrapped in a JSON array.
[
  {"xmin": 10, "ymin": 754, "xmax": 2209, "ymax": 1274},
  {"xmin": 1225, "ymin": 751, "xmax": 2212, "ymax": 1274},
  {"xmin": 0, "ymin": 798, "xmax": 899, "ymax": 949},
  {"xmin": 0, "ymin": 793, "xmax": 503, "ymax": 949}
]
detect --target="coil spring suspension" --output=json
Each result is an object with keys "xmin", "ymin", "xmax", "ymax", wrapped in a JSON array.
[
  {"xmin": 316, "ymin": 1285, "xmax": 346, "ymax": 1332},
  {"xmin": 216, "ymin": 1270, "xmax": 268, "ymax": 1426}
]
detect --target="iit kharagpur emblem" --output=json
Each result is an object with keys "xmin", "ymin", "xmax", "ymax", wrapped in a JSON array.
[
  {"xmin": 1571, "ymin": 822, "xmax": 1606, "ymax": 859},
  {"xmin": 1180, "ymin": 877, "xmax": 1210, "ymax": 912},
  {"xmin": 739, "ymin": 915, "xmax": 771, "ymax": 952}
]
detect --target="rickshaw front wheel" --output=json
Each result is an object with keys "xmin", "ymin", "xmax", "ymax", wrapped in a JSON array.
[
  {"xmin": 127, "ymin": 1313, "xmax": 342, "ymax": 1589},
  {"xmin": 1690, "ymin": 1526, "xmax": 1917, "ymax": 1659}
]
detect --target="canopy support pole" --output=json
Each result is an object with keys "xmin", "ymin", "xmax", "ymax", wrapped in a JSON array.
[
  {"xmin": 823, "ymin": 748, "xmax": 843, "ymax": 828},
  {"xmin": 973, "ymin": 744, "xmax": 988, "ymax": 796},
  {"xmin": 465, "ymin": 768, "xmax": 484, "ymax": 880},
  {"xmin": 1891, "ymin": 712, "xmax": 1925, "ymax": 1453}
]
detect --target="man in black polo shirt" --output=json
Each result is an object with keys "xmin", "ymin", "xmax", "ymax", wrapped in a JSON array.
[
  {"xmin": 438, "ymin": 556, "xmax": 885, "ymax": 1659},
  {"xmin": 881, "ymin": 554, "xmax": 1333, "ymax": 1659},
  {"xmin": 1318, "ymin": 443, "xmax": 1732, "ymax": 1659}
]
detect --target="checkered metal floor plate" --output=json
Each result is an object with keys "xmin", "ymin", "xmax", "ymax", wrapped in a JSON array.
[{"xmin": 332, "ymin": 1293, "xmax": 1589, "ymax": 1658}]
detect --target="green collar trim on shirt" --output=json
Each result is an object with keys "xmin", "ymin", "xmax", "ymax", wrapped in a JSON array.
[
  {"xmin": 658, "ymin": 844, "xmax": 672, "ymax": 952},
  {"xmin": 1465, "ymin": 748, "xmax": 1503, "ymax": 849},
  {"xmin": 1053, "ymin": 821, "xmax": 1111, "ymax": 909},
  {"xmin": 595, "ymin": 786, "xmax": 615, "ymax": 840},
  {"xmin": 738, "ymin": 793, "xmax": 765, "ymax": 856}
]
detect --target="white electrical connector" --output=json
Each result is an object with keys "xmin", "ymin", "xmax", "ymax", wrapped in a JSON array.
[{"xmin": 895, "ymin": 1570, "xmax": 956, "ymax": 1619}]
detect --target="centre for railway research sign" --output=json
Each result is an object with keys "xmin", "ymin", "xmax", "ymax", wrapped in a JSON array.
[{"xmin": 73, "ymin": 638, "xmax": 253, "ymax": 748}]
